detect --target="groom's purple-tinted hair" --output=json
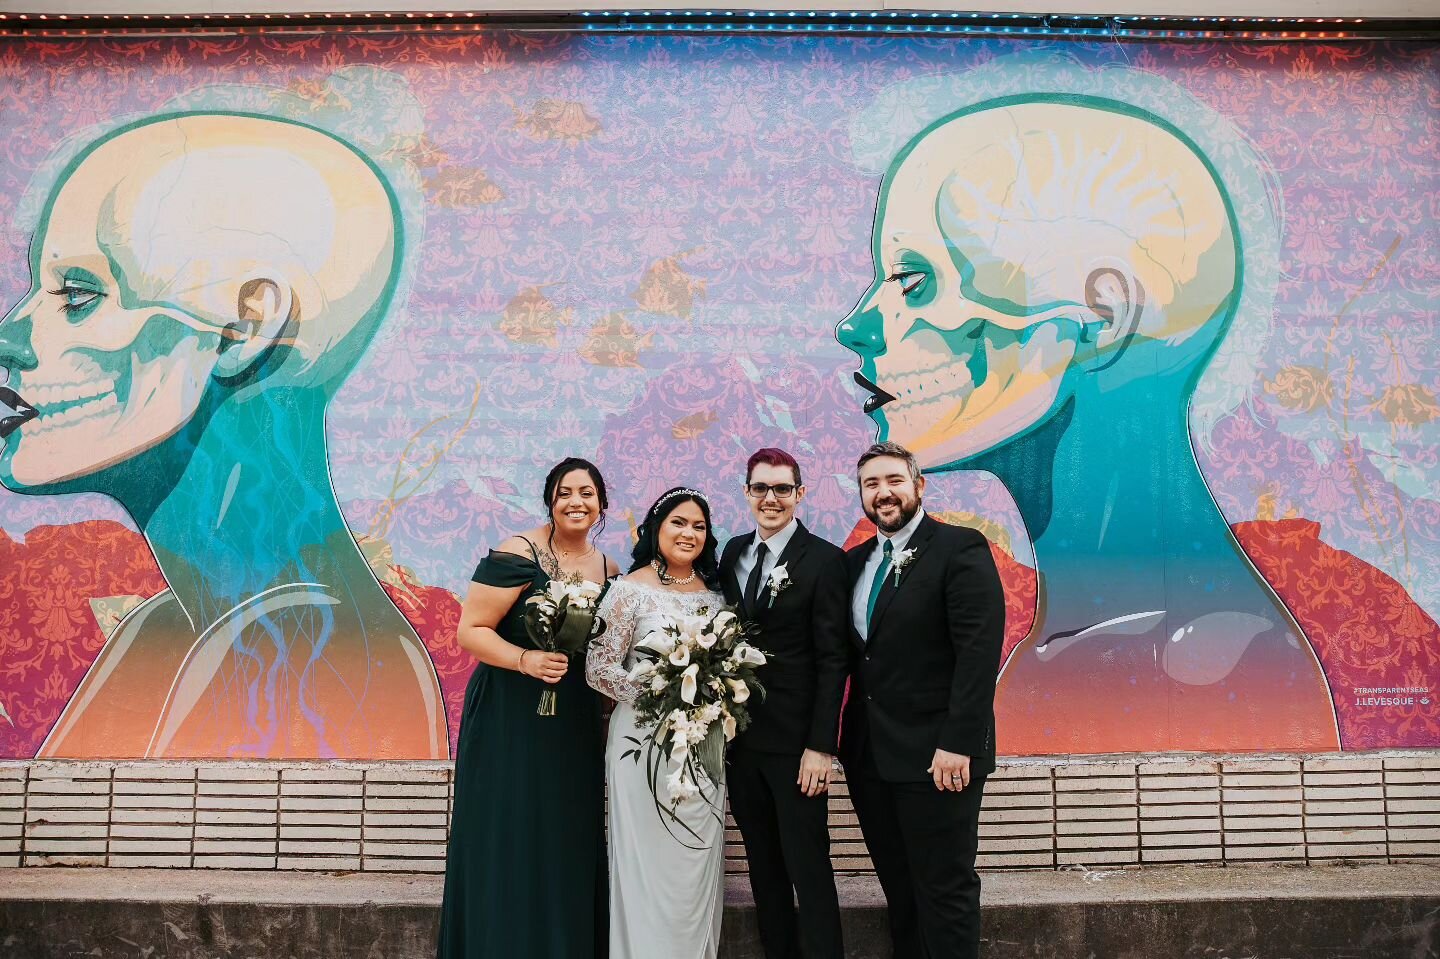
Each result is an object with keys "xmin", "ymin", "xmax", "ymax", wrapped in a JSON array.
[{"xmin": 745, "ymin": 447, "xmax": 802, "ymax": 486}]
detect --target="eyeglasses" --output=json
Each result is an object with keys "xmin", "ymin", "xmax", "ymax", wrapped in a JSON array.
[{"xmin": 745, "ymin": 483, "xmax": 797, "ymax": 500}]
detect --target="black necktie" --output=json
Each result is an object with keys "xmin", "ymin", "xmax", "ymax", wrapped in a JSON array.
[{"xmin": 743, "ymin": 541, "xmax": 769, "ymax": 616}]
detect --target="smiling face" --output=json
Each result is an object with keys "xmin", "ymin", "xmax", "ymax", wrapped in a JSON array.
[
  {"xmin": 657, "ymin": 499, "xmax": 708, "ymax": 570},
  {"xmin": 550, "ymin": 467, "xmax": 602, "ymax": 537},
  {"xmin": 0, "ymin": 114, "xmax": 399, "ymax": 496},
  {"xmin": 0, "ymin": 153, "xmax": 224, "ymax": 491},
  {"xmin": 859, "ymin": 454, "xmax": 925, "ymax": 535},
  {"xmin": 837, "ymin": 101, "xmax": 1237, "ymax": 471},
  {"xmin": 745, "ymin": 461, "xmax": 804, "ymax": 538}
]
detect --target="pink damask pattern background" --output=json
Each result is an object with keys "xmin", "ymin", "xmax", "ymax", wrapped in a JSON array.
[{"xmin": 0, "ymin": 34, "xmax": 1435, "ymax": 757}]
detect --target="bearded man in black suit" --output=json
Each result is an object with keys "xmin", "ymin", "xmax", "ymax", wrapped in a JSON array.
[
  {"xmin": 720, "ymin": 448, "xmax": 850, "ymax": 959},
  {"xmin": 841, "ymin": 441, "xmax": 1005, "ymax": 959}
]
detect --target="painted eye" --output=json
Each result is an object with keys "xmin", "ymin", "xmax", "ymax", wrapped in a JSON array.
[
  {"xmin": 48, "ymin": 283, "xmax": 106, "ymax": 318},
  {"xmin": 899, "ymin": 272, "xmax": 926, "ymax": 297},
  {"xmin": 888, "ymin": 271, "xmax": 927, "ymax": 299}
]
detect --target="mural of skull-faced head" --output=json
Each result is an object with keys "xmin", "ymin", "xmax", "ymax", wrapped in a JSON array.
[
  {"xmin": 0, "ymin": 112, "xmax": 398, "ymax": 496},
  {"xmin": 837, "ymin": 97, "xmax": 1238, "ymax": 471}
]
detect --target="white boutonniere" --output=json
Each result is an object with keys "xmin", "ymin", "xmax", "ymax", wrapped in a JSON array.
[
  {"xmin": 766, "ymin": 563, "xmax": 791, "ymax": 603},
  {"xmin": 891, "ymin": 547, "xmax": 917, "ymax": 586}
]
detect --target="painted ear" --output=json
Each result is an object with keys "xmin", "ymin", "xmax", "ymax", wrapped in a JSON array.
[
  {"xmin": 213, "ymin": 276, "xmax": 294, "ymax": 381},
  {"xmin": 1080, "ymin": 265, "xmax": 1145, "ymax": 373}
]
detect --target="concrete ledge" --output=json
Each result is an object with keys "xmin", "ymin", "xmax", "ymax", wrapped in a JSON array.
[{"xmin": 2, "ymin": 863, "xmax": 1437, "ymax": 958}]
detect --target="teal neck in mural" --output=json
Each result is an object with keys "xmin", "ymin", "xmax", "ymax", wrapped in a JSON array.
[
  {"xmin": 957, "ymin": 371, "xmax": 1288, "ymax": 640},
  {"xmin": 118, "ymin": 391, "xmax": 383, "ymax": 633}
]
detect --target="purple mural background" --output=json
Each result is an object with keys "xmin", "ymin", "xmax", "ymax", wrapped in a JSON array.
[{"xmin": 0, "ymin": 33, "xmax": 1436, "ymax": 758}]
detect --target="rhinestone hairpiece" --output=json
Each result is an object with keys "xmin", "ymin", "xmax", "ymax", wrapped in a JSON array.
[{"xmin": 653, "ymin": 487, "xmax": 706, "ymax": 511}]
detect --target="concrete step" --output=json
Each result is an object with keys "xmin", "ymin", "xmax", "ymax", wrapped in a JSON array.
[{"xmin": 1, "ymin": 863, "xmax": 1437, "ymax": 958}]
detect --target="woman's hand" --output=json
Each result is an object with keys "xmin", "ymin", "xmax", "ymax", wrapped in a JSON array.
[{"xmin": 520, "ymin": 650, "xmax": 570, "ymax": 684}]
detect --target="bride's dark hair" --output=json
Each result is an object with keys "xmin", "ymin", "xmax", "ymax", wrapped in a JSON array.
[{"xmin": 630, "ymin": 487, "xmax": 721, "ymax": 590}]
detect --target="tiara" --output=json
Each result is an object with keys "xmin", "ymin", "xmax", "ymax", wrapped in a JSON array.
[{"xmin": 654, "ymin": 487, "xmax": 706, "ymax": 510}]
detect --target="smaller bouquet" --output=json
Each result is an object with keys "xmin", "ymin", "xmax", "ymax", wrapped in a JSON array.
[
  {"xmin": 622, "ymin": 605, "xmax": 767, "ymax": 839},
  {"xmin": 523, "ymin": 575, "xmax": 605, "ymax": 715}
]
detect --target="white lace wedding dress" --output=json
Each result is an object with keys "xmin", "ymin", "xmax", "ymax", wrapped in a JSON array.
[{"xmin": 587, "ymin": 578, "xmax": 728, "ymax": 959}]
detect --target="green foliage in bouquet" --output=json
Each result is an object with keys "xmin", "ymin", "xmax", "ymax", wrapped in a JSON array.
[
  {"xmin": 621, "ymin": 605, "xmax": 768, "ymax": 845},
  {"xmin": 523, "ymin": 576, "xmax": 604, "ymax": 715}
]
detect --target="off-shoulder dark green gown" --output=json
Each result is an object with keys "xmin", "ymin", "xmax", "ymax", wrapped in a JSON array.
[{"xmin": 437, "ymin": 549, "xmax": 608, "ymax": 958}]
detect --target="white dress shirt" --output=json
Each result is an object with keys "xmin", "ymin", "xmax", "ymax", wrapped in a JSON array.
[
  {"xmin": 732, "ymin": 517, "xmax": 800, "ymax": 602},
  {"xmin": 851, "ymin": 509, "xmax": 926, "ymax": 640}
]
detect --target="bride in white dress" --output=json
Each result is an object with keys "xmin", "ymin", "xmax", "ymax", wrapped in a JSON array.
[{"xmin": 587, "ymin": 487, "xmax": 728, "ymax": 959}]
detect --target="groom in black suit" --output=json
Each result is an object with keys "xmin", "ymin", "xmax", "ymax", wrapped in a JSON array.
[
  {"xmin": 721, "ymin": 448, "xmax": 849, "ymax": 959},
  {"xmin": 841, "ymin": 441, "xmax": 1005, "ymax": 959}
]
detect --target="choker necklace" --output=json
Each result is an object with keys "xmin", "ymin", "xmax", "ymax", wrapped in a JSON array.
[{"xmin": 652, "ymin": 560, "xmax": 696, "ymax": 587}]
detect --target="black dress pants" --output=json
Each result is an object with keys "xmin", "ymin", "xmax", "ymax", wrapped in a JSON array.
[
  {"xmin": 847, "ymin": 762, "xmax": 988, "ymax": 959},
  {"xmin": 728, "ymin": 746, "xmax": 844, "ymax": 959}
]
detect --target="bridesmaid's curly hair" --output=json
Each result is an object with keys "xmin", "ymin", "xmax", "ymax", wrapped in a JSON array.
[{"xmin": 629, "ymin": 487, "xmax": 721, "ymax": 591}]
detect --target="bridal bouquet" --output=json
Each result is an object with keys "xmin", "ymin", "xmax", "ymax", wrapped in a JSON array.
[
  {"xmin": 523, "ymin": 575, "xmax": 604, "ymax": 716},
  {"xmin": 623, "ymin": 605, "xmax": 767, "ymax": 827}
]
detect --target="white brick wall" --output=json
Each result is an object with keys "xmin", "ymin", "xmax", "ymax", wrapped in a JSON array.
[
  {"xmin": 1386, "ymin": 753, "xmax": 1440, "ymax": 860},
  {"xmin": 1, "ymin": 751, "xmax": 1435, "ymax": 872}
]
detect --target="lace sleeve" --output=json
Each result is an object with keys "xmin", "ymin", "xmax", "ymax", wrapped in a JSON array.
[{"xmin": 587, "ymin": 580, "xmax": 646, "ymax": 703}]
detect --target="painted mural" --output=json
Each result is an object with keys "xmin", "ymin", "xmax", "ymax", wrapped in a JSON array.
[{"xmin": 0, "ymin": 35, "xmax": 1435, "ymax": 760}]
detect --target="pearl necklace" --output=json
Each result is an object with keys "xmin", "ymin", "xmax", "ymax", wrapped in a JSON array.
[{"xmin": 652, "ymin": 559, "xmax": 697, "ymax": 587}]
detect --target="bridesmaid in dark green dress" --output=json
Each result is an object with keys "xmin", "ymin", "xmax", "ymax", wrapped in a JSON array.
[{"xmin": 438, "ymin": 457, "xmax": 619, "ymax": 958}]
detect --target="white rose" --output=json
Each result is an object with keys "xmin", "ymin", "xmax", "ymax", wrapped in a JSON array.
[
  {"xmin": 626, "ymin": 660, "xmax": 656, "ymax": 682},
  {"xmin": 651, "ymin": 674, "xmax": 667, "ymax": 693}
]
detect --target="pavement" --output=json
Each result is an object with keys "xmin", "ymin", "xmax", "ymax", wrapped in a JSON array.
[{"xmin": 2, "ymin": 862, "xmax": 1437, "ymax": 957}]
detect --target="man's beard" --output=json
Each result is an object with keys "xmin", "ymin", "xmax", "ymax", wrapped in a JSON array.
[{"xmin": 864, "ymin": 492, "xmax": 921, "ymax": 535}]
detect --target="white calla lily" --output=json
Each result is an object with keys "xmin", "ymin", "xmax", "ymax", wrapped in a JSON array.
[
  {"xmin": 668, "ymin": 644, "xmax": 691, "ymax": 667},
  {"xmin": 637, "ymin": 632, "xmax": 677, "ymax": 655},
  {"xmin": 734, "ymin": 643, "xmax": 767, "ymax": 666},
  {"xmin": 680, "ymin": 663, "xmax": 701, "ymax": 704},
  {"xmin": 726, "ymin": 677, "xmax": 751, "ymax": 704}
]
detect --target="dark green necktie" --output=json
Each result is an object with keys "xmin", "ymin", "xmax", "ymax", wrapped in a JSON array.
[{"xmin": 865, "ymin": 539, "xmax": 893, "ymax": 636}]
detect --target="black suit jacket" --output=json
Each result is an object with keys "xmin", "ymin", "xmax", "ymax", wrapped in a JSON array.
[
  {"xmin": 720, "ymin": 522, "xmax": 851, "ymax": 756},
  {"xmin": 841, "ymin": 514, "xmax": 1005, "ymax": 782}
]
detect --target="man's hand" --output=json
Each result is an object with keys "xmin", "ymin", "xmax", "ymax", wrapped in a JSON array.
[
  {"xmin": 797, "ymin": 749, "xmax": 835, "ymax": 797},
  {"xmin": 928, "ymin": 749, "xmax": 971, "ymax": 792}
]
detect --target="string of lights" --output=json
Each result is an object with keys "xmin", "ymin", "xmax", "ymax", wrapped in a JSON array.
[{"xmin": 0, "ymin": 7, "xmax": 1435, "ymax": 39}]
